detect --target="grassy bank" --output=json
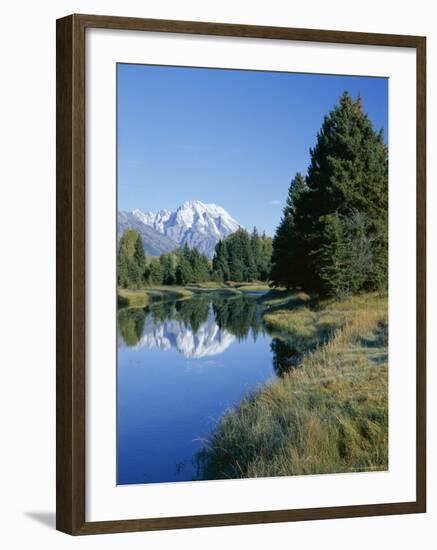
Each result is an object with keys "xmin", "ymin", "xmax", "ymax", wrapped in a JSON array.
[
  {"xmin": 184, "ymin": 281, "xmax": 270, "ymax": 293},
  {"xmin": 117, "ymin": 288, "xmax": 150, "ymax": 309},
  {"xmin": 233, "ymin": 282, "xmax": 271, "ymax": 293},
  {"xmin": 117, "ymin": 281, "xmax": 271, "ymax": 308},
  {"xmin": 197, "ymin": 293, "xmax": 388, "ymax": 479},
  {"xmin": 117, "ymin": 286, "xmax": 193, "ymax": 308}
]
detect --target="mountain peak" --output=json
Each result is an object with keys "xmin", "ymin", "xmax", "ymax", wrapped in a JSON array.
[
  {"xmin": 121, "ymin": 200, "xmax": 241, "ymax": 257},
  {"xmin": 181, "ymin": 199, "xmax": 205, "ymax": 208},
  {"xmin": 178, "ymin": 200, "xmax": 236, "ymax": 223}
]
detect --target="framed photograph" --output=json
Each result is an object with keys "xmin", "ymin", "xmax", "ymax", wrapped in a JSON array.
[{"xmin": 56, "ymin": 14, "xmax": 426, "ymax": 535}]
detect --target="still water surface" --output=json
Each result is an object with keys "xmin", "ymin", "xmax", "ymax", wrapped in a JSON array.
[{"xmin": 117, "ymin": 294, "xmax": 294, "ymax": 485}]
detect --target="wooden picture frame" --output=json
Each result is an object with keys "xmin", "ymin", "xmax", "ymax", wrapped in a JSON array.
[{"xmin": 56, "ymin": 13, "xmax": 426, "ymax": 535}]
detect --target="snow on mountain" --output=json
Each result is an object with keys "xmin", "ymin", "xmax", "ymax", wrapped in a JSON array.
[
  {"xmin": 118, "ymin": 211, "xmax": 178, "ymax": 256},
  {"xmin": 122, "ymin": 200, "xmax": 241, "ymax": 257},
  {"xmin": 133, "ymin": 208, "xmax": 172, "ymax": 233},
  {"xmin": 131, "ymin": 208, "xmax": 156, "ymax": 227}
]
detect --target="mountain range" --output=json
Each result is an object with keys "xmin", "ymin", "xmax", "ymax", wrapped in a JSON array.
[{"xmin": 118, "ymin": 200, "xmax": 241, "ymax": 257}]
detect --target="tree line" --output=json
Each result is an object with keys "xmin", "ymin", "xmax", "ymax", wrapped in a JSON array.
[
  {"xmin": 118, "ymin": 294, "xmax": 264, "ymax": 346},
  {"xmin": 270, "ymin": 92, "xmax": 388, "ymax": 297},
  {"xmin": 117, "ymin": 228, "xmax": 272, "ymax": 288},
  {"xmin": 118, "ymin": 92, "xmax": 387, "ymax": 297},
  {"xmin": 212, "ymin": 228, "xmax": 272, "ymax": 282},
  {"xmin": 117, "ymin": 235, "xmax": 210, "ymax": 287}
]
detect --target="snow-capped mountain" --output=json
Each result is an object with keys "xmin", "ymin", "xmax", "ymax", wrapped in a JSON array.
[
  {"xmin": 119, "ymin": 200, "xmax": 241, "ymax": 257},
  {"xmin": 118, "ymin": 211, "xmax": 178, "ymax": 257},
  {"xmin": 134, "ymin": 313, "xmax": 235, "ymax": 358}
]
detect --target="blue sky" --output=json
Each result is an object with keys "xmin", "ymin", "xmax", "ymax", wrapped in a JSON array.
[{"xmin": 117, "ymin": 64, "xmax": 388, "ymax": 236}]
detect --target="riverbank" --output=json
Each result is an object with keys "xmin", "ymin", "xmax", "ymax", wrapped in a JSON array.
[
  {"xmin": 197, "ymin": 292, "xmax": 388, "ymax": 479},
  {"xmin": 117, "ymin": 282, "xmax": 271, "ymax": 308}
]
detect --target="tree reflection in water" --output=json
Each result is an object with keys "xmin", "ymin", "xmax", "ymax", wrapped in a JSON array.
[
  {"xmin": 270, "ymin": 338, "xmax": 305, "ymax": 376},
  {"xmin": 117, "ymin": 295, "xmax": 307, "ymax": 373},
  {"xmin": 118, "ymin": 308, "xmax": 146, "ymax": 347}
]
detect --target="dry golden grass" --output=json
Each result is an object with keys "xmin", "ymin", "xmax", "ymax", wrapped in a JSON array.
[
  {"xmin": 117, "ymin": 288, "xmax": 150, "ymax": 308},
  {"xmin": 117, "ymin": 286, "xmax": 194, "ymax": 308},
  {"xmin": 197, "ymin": 293, "xmax": 388, "ymax": 480}
]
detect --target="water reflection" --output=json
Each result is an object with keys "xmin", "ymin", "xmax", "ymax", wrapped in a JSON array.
[
  {"xmin": 118, "ymin": 308, "xmax": 146, "ymax": 347},
  {"xmin": 119, "ymin": 296, "xmax": 263, "ymax": 342},
  {"xmin": 117, "ymin": 294, "xmax": 305, "ymax": 485},
  {"xmin": 271, "ymin": 338, "xmax": 303, "ymax": 376},
  {"xmin": 118, "ymin": 295, "xmax": 303, "ymax": 372},
  {"xmin": 213, "ymin": 297, "xmax": 263, "ymax": 340},
  {"xmin": 136, "ymin": 313, "xmax": 236, "ymax": 358}
]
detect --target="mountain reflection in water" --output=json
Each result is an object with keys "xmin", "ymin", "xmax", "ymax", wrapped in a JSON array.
[
  {"xmin": 119, "ymin": 296, "xmax": 261, "ymax": 351},
  {"xmin": 118, "ymin": 295, "xmax": 304, "ymax": 375},
  {"xmin": 117, "ymin": 294, "xmax": 305, "ymax": 485},
  {"xmin": 136, "ymin": 314, "xmax": 236, "ymax": 358}
]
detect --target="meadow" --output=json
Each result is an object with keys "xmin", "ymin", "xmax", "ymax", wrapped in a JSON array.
[{"xmin": 197, "ymin": 292, "xmax": 388, "ymax": 479}]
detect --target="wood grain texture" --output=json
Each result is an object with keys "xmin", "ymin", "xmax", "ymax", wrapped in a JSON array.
[
  {"xmin": 74, "ymin": 13, "xmax": 423, "ymax": 47},
  {"xmin": 56, "ymin": 13, "xmax": 427, "ymax": 535},
  {"xmin": 56, "ymin": 14, "xmax": 86, "ymax": 535},
  {"xmin": 76, "ymin": 501, "xmax": 420, "ymax": 535}
]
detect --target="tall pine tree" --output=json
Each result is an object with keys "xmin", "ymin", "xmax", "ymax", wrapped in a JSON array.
[
  {"xmin": 306, "ymin": 92, "xmax": 387, "ymax": 294},
  {"xmin": 272, "ymin": 93, "xmax": 388, "ymax": 296},
  {"xmin": 270, "ymin": 173, "xmax": 307, "ymax": 288},
  {"xmin": 212, "ymin": 240, "xmax": 230, "ymax": 282}
]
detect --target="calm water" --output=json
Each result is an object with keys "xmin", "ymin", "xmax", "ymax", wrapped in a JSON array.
[{"xmin": 117, "ymin": 294, "xmax": 295, "ymax": 485}]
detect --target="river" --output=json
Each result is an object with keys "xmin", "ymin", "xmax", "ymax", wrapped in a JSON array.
[{"xmin": 117, "ymin": 293, "xmax": 296, "ymax": 485}]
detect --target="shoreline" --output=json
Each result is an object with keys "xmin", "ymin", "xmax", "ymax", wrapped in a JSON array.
[
  {"xmin": 196, "ymin": 292, "xmax": 388, "ymax": 480},
  {"xmin": 117, "ymin": 285, "xmax": 388, "ymax": 481},
  {"xmin": 117, "ymin": 282, "xmax": 272, "ymax": 309}
]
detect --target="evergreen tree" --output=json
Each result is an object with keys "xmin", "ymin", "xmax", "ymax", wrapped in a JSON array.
[
  {"xmin": 117, "ymin": 229, "xmax": 147, "ymax": 288},
  {"xmin": 249, "ymin": 228, "xmax": 263, "ymax": 280},
  {"xmin": 133, "ymin": 235, "xmax": 146, "ymax": 272},
  {"xmin": 317, "ymin": 213, "xmax": 351, "ymax": 297},
  {"xmin": 159, "ymin": 253, "xmax": 177, "ymax": 285},
  {"xmin": 226, "ymin": 231, "xmax": 244, "ymax": 282},
  {"xmin": 212, "ymin": 228, "xmax": 273, "ymax": 283},
  {"xmin": 225, "ymin": 229, "xmax": 253, "ymax": 282},
  {"xmin": 299, "ymin": 92, "xmax": 388, "ymax": 294},
  {"xmin": 258, "ymin": 233, "xmax": 273, "ymax": 281},
  {"xmin": 212, "ymin": 240, "xmax": 230, "ymax": 282},
  {"xmin": 241, "ymin": 229, "xmax": 257, "ymax": 281},
  {"xmin": 190, "ymin": 248, "xmax": 210, "ymax": 283},
  {"xmin": 176, "ymin": 257, "xmax": 193, "ymax": 285},
  {"xmin": 270, "ymin": 173, "xmax": 307, "ymax": 288},
  {"xmin": 344, "ymin": 210, "xmax": 375, "ymax": 292},
  {"xmin": 148, "ymin": 257, "xmax": 164, "ymax": 285},
  {"xmin": 306, "ymin": 93, "xmax": 387, "ymax": 219},
  {"xmin": 271, "ymin": 93, "xmax": 388, "ymax": 296},
  {"xmin": 117, "ymin": 248, "xmax": 129, "ymax": 288}
]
